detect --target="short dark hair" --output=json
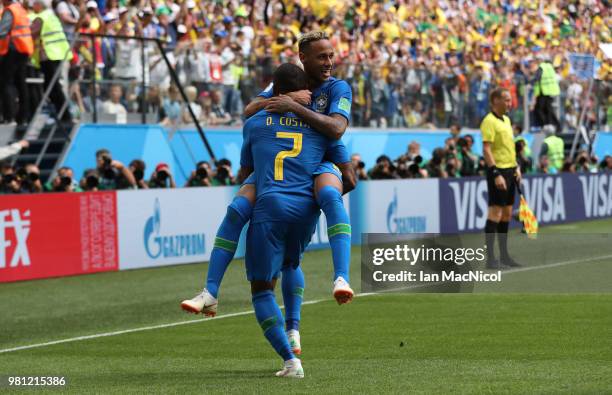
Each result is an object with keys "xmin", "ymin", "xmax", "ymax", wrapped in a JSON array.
[
  {"xmin": 272, "ymin": 63, "xmax": 308, "ymax": 95},
  {"xmin": 96, "ymin": 149, "xmax": 110, "ymax": 159},
  {"xmin": 489, "ymin": 87, "xmax": 508, "ymax": 103},
  {"xmin": 129, "ymin": 159, "xmax": 145, "ymax": 170},
  {"xmin": 298, "ymin": 31, "xmax": 329, "ymax": 53},
  {"xmin": 216, "ymin": 158, "xmax": 232, "ymax": 167}
]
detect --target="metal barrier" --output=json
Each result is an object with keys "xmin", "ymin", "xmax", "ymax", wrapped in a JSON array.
[{"xmin": 25, "ymin": 32, "xmax": 216, "ymax": 172}]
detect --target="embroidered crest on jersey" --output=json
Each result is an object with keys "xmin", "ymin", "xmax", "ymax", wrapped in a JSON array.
[{"xmin": 315, "ymin": 93, "xmax": 328, "ymax": 113}]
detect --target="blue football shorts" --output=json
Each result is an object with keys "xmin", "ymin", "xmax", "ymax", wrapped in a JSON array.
[{"xmin": 245, "ymin": 218, "xmax": 318, "ymax": 282}]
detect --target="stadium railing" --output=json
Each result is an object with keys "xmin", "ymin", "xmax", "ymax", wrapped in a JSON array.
[{"xmin": 22, "ymin": 32, "xmax": 216, "ymax": 182}]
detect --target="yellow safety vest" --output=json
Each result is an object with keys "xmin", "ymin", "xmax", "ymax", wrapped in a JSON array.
[
  {"xmin": 36, "ymin": 9, "xmax": 72, "ymax": 63},
  {"xmin": 543, "ymin": 135, "xmax": 564, "ymax": 170},
  {"xmin": 534, "ymin": 62, "xmax": 560, "ymax": 97},
  {"xmin": 28, "ymin": 11, "xmax": 39, "ymax": 67}
]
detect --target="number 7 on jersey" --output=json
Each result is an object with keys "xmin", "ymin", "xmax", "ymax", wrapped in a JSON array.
[{"xmin": 274, "ymin": 132, "xmax": 303, "ymax": 181}]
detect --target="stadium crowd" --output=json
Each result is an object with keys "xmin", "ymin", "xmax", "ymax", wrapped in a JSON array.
[
  {"xmin": 1, "ymin": 0, "xmax": 611, "ymax": 194},
  {"xmin": 0, "ymin": 0, "xmax": 610, "ymax": 130}
]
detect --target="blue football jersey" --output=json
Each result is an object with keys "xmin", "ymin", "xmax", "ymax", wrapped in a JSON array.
[
  {"xmin": 240, "ymin": 110, "xmax": 339, "ymax": 224},
  {"xmin": 258, "ymin": 77, "xmax": 352, "ymax": 164}
]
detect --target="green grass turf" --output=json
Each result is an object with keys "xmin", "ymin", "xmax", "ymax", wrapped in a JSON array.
[{"xmin": 1, "ymin": 218, "xmax": 612, "ymax": 393}]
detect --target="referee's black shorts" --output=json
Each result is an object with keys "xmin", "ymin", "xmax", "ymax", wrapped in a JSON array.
[{"xmin": 486, "ymin": 167, "xmax": 517, "ymax": 207}]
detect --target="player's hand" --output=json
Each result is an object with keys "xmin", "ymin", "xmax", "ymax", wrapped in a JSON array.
[
  {"xmin": 18, "ymin": 140, "xmax": 29, "ymax": 149},
  {"xmin": 495, "ymin": 175, "xmax": 507, "ymax": 191},
  {"xmin": 286, "ymin": 90, "xmax": 311, "ymax": 106},
  {"xmin": 264, "ymin": 95, "xmax": 297, "ymax": 114},
  {"xmin": 515, "ymin": 168, "xmax": 522, "ymax": 184}
]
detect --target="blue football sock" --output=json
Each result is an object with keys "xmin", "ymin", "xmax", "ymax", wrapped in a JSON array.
[
  {"xmin": 317, "ymin": 186, "xmax": 351, "ymax": 282},
  {"xmin": 206, "ymin": 196, "xmax": 252, "ymax": 298},
  {"xmin": 252, "ymin": 290, "xmax": 294, "ymax": 361},
  {"xmin": 281, "ymin": 265, "xmax": 304, "ymax": 332}
]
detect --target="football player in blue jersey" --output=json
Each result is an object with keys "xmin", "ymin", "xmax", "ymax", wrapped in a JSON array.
[
  {"xmin": 181, "ymin": 32, "xmax": 354, "ymax": 355},
  {"xmin": 239, "ymin": 63, "xmax": 344, "ymax": 377}
]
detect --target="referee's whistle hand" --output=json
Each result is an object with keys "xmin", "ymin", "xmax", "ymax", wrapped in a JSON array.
[{"xmin": 495, "ymin": 175, "xmax": 507, "ymax": 191}]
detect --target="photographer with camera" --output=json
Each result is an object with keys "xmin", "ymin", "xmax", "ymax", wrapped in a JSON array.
[
  {"xmin": 515, "ymin": 139, "xmax": 533, "ymax": 175},
  {"xmin": 394, "ymin": 153, "xmax": 427, "ymax": 179},
  {"xmin": 445, "ymin": 156, "xmax": 460, "ymax": 178},
  {"xmin": 16, "ymin": 164, "xmax": 43, "ymax": 193},
  {"xmin": 405, "ymin": 141, "xmax": 421, "ymax": 161},
  {"xmin": 45, "ymin": 166, "xmax": 81, "ymax": 192},
  {"xmin": 129, "ymin": 159, "xmax": 148, "ymax": 189},
  {"xmin": 574, "ymin": 151, "xmax": 595, "ymax": 173},
  {"xmin": 79, "ymin": 169, "xmax": 101, "ymax": 192},
  {"xmin": 600, "ymin": 156, "xmax": 612, "ymax": 172},
  {"xmin": 444, "ymin": 139, "xmax": 460, "ymax": 178},
  {"xmin": 212, "ymin": 158, "xmax": 235, "ymax": 186},
  {"xmin": 426, "ymin": 148, "xmax": 448, "ymax": 178},
  {"xmin": 369, "ymin": 155, "xmax": 398, "ymax": 180},
  {"xmin": 0, "ymin": 162, "xmax": 20, "ymax": 194},
  {"xmin": 95, "ymin": 149, "xmax": 136, "ymax": 190},
  {"xmin": 148, "ymin": 163, "xmax": 176, "ymax": 189},
  {"xmin": 350, "ymin": 153, "xmax": 368, "ymax": 181},
  {"xmin": 457, "ymin": 135, "xmax": 478, "ymax": 176},
  {"xmin": 537, "ymin": 155, "xmax": 554, "ymax": 174},
  {"xmin": 185, "ymin": 161, "xmax": 213, "ymax": 187}
]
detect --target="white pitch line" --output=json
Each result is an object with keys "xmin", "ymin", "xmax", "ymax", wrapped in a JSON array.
[
  {"xmin": 502, "ymin": 253, "xmax": 612, "ymax": 274},
  {"xmin": 1, "ymin": 254, "xmax": 610, "ymax": 354},
  {"xmin": 0, "ymin": 299, "xmax": 327, "ymax": 355}
]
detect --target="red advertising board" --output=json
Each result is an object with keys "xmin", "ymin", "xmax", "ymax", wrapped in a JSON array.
[{"xmin": 0, "ymin": 191, "xmax": 118, "ymax": 283}]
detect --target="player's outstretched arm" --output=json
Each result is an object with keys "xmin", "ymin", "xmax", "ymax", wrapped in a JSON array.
[
  {"xmin": 244, "ymin": 91, "xmax": 311, "ymax": 118},
  {"xmin": 244, "ymin": 97, "xmax": 269, "ymax": 118},
  {"xmin": 264, "ymin": 96, "xmax": 347, "ymax": 140}
]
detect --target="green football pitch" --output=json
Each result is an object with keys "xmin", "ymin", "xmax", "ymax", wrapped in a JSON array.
[{"xmin": 1, "ymin": 219, "xmax": 612, "ymax": 393}]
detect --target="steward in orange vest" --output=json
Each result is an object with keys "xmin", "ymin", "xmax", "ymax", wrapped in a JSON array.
[
  {"xmin": 0, "ymin": 0, "xmax": 34, "ymax": 124},
  {"xmin": 0, "ymin": 0, "xmax": 33, "ymax": 55}
]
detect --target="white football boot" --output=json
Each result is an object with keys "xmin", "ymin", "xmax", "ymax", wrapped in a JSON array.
[
  {"xmin": 180, "ymin": 289, "xmax": 218, "ymax": 317},
  {"xmin": 275, "ymin": 358, "xmax": 304, "ymax": 378},
  {"xmin": 333, "ymin": 276, "xmax": 354, "ymax": 305},
  {"xmin": 287, "ymin": 329, "xmax": 301, "ymax": 355}
]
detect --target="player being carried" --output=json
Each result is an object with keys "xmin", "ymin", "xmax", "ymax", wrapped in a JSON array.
[
  {"xmin": 240, "ymin": 63, "xmax": 346, "ymax": 378},
  {"xmin": 181, "ymin": 31, "xmax": 355, "ymax": 354}
]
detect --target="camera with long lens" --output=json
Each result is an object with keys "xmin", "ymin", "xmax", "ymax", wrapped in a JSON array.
[
  {"xmin": 53, "ymin": 175, "xmax": 73, "ymax": 191},
  {"xmin": 86, "ymin": 174, "xmax": 100, "ymax": 189},
  {"xmin": 216, "ymin": 166, "xmax": 229, "ymax": 181},
  {"xmin": 16, "ymin": 168, "xmax": 39, "ymax": 191},
  {"xmin": 101, "ymin": 155, "xmax": 116, "ymax": 179},
  {"xmin": 196, "ymin": 167, "xmax": 208, "ymax": 179},
  {"xmin": 60, "ymin": 176, "xmax": 72, "ymax": 187},
  {"xmin": 156, "ymin": 169, "xmax": 169, "ymax": 183},
  {"xmin": 2, "ymin": 172, "xmax": 16, "ymax": 185},
  {"xmin": 215, "ymin": 160, "xmax": 232, "ymax": 183},
  {"xmin": 408, "ymin": 155, "xmax": 423, "ymax": 178},
  {"xmin": 133, "ymin": 169, "xmax": 144, "ymax": 182}
]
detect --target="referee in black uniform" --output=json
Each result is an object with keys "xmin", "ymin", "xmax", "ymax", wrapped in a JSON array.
[{"xmin": 481, "ymin": 88, "xmax": 521, "ymax": 269}]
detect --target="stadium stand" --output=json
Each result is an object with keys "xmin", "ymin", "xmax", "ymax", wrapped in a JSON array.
[{"xmin": 0, "ymin": 0, "xmax": 610, "ymax": 191}]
